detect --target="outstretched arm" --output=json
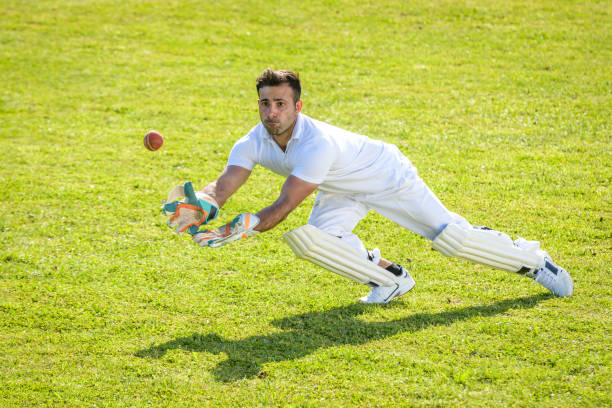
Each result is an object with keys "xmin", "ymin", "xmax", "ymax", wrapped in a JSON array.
[
  {"xmin": 192, "ymin": 175, "xmax": 318, "ymax": 247},
  {"xmin": 255, "ymin": 175, "xmax": 319, "ymax": 232},
  {"xmin": 202, "ymin": 165, "xmax": 252, "ymax": 208}
]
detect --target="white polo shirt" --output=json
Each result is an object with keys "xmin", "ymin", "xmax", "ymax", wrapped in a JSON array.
[{"xmin": 227, "ymin": 114, "xmax": 417, "ymax": 195}]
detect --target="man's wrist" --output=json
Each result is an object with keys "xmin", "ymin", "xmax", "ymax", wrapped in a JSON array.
[{"xmin": 197, "ymin": 191, "xmax": 219, "ymax": 208}]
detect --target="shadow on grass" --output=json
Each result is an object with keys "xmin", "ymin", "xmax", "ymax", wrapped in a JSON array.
[{"xmin": 135, "ymin": 294, "xmax": 550, "ymax": 382}]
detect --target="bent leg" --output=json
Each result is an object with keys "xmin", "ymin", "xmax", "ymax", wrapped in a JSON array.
[
  {"xmin": 283, "ymin": 224, "xmax": 399, "ymax": 287},
  {"xmin": 308, "ymin": 192, "xmax": 406, "ymax": 268},
  {"xmin": 308, "ymin": 192, "xmax": 370, "ymax": 258},
  {"xmin": 305, "ymin": 192, "xmax": 416, "ymax": 303}
]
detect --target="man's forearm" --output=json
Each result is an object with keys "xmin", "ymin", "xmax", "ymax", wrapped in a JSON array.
[
  {"xmin": 254, "ymin": 175, "xmax": 319, "ymax": 232},
  {"xmin": 255, "ymin": 200, "xmax": 294, "ymax": 232},
  {"xmin": 201, "ymin": 165, "xmax": 252, "ymax": 209}
]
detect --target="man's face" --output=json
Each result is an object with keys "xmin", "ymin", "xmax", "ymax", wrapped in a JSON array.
[{"xmin": 258, "ymin": 83, "xmax": 302, "ymax": 138}]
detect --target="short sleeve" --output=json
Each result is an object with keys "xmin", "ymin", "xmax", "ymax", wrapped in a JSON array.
[
  {"xmin": 227, "ymin": 135, "xmax": 256, "ymax": 171},
  {"xmin": 291, "ymin": 138, "xmax": 336, "ymax": 184}
]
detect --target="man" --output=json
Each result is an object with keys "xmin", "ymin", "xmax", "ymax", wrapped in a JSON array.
[{"xmin": 163, "ymin": 68, "xmax": 573, "ymax": 304}]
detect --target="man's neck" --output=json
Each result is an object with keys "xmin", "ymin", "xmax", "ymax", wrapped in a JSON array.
[{"xmin": 272, "ymin": 118, "xmax": 298, "ymax": 152}]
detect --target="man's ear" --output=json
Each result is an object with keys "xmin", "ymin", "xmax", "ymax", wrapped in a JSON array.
[{"xmin": 296, "ymin": 100, "xmax": 303, "ymax": 112}]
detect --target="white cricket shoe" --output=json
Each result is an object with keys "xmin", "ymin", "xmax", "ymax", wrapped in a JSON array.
[
  {"xmin": 527, "ymin": 253, "xmax": 573, "ymax": 297},
  {"xmin": 359, "ymin": 266, "xmax": 416, "ymax": 304}
]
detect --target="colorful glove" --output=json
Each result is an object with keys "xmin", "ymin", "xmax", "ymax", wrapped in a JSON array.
[
  {"xmin": 162, "ymin": 181, "xmax": 219, "ymax": 234},
  {"xmin": 192, "ymin": 213, "xmax": 260, "ymax": 248}
]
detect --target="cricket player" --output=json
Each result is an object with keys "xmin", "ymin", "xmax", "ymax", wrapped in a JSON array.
[{"xmin": 162, "ymin": 68, "xmax": 573, "ymax": 303}]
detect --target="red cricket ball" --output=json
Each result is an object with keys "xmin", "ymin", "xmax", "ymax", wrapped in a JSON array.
[{"xmin": 144, "ymin": 130, "xmax": 164, "ymax": 151}]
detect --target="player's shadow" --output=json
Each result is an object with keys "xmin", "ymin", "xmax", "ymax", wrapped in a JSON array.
[{"xmin": 135, "ymin": 294, "xmax": 550, "ymax": 382}]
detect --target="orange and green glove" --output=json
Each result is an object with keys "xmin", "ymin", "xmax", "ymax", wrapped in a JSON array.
[
  {"xmin": 162, "ymin": 181, "xmax": 219, "ymax": 234},
  {"xmin": 192, "ymin": 213, "xmax": 259, "ymax": 248}
]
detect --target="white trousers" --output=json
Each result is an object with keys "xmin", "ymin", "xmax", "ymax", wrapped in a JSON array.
[{"xmin": 308, "ymin": 168, "xmax": 469, "ymax": 260}]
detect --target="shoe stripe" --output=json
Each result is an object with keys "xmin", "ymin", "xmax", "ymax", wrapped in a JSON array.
[
  {"xmin": 545, "ymin": 261, "xmax": 558, "ymax": 275},
  {"xmin": 383, "ymin": 284, "xmax": 400, "ymax": 303}
]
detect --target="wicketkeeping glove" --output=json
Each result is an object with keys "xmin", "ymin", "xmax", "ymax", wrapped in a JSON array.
[
  {"xmin": 162, "ymin": 181, "xmax": 219, "ymax": 234},
  {"xmin": 192, "ymin": 213, "xmax": 260, "ymax": 248}
]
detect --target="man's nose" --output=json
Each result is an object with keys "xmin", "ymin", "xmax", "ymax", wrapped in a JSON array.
[{"xmin": 268, "ymin": 105, "xmax": 279, "ymax": 117}]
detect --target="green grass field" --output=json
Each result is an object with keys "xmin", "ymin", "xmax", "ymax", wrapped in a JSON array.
[{"xmin": 1, "ymin": 0, "xmax": 610, "ymax": 406}]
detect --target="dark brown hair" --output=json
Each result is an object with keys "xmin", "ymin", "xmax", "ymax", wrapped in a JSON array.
[{"xmin": 256, "ymin": 68, "xmax": 301, "ymax": 103}]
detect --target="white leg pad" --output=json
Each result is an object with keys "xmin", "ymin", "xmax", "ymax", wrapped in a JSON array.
[
  {"xmin": 432, "ymin": 223, "xmax": 545, "ymax": 273},
  {"xmin": 283, "ymin": 225, "xmax": 399, "ymax": 287}
]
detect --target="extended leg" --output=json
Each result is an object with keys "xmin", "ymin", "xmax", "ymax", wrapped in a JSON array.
[
  {"xmin": 363, "ymin": 167, "xmax": 573, "ymax": 297},
  {"xmin": 432, "ymin": 223, "xmax": 573, "ymax": 297}
]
